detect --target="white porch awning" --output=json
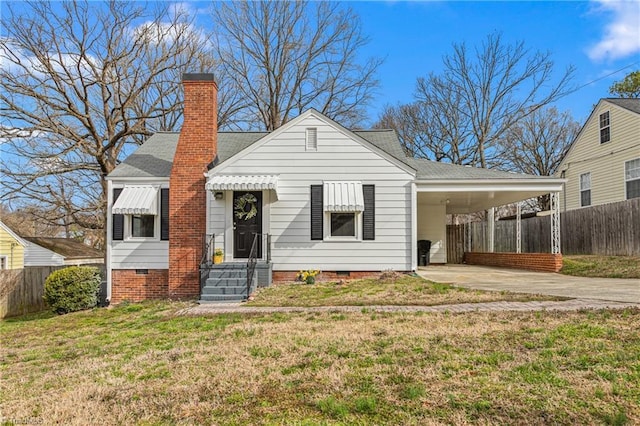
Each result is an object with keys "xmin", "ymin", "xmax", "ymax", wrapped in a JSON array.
[
  {"xmin": 112, "ymin": 185, "xmax": 159, "ymax": 215},
  {"xmin": 206, "ymin": 175, "xmax": 279, "ymax": 195},
  {"xmin": 324, "ymin": 181, "xmax": 364, "ymax": 212}
]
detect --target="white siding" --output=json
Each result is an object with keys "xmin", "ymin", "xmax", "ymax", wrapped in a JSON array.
[
  {"xmin": 23, "ymin": 243, "xmax": 65, "ymax": 267},
  {"xmin": 109, "ymin": 181, "xmax": 169, "ymax": 269},
  {"xmin": 559, "ymin": 101, "xmax": 640, "ymax": 210},
  {"xmin": 209, "ymin": 194, "xmax": 227, "ymax": 259},
  {"xmin": 417, "ymin": 203, "xmax": 446, "ymax": 264},
  {"xmin": 111, "ymin": 240, "xmax": 169, "ymax": 269},
  {"xmin": 212, "ymin": 114, "xmax": 414, "ymax": 271}
]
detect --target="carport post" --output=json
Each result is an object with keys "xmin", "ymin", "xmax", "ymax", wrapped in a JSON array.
[
  {"xmin": 550, "ymin": 192, "xmax": 561, "ymax": 254},
  {"xmin": 487, "ymin": 207, "xmax": 495, "ymax": 253},
  {"xmin": 516, "ymin": 202, "xmax": 522, "ymax": 253}
]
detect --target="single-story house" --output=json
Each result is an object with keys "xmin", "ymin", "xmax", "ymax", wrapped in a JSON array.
[
  {"xmin": 1, "ymin": 221, "xmax": 70, "ymax": 268},
  {"xmin": 21, "ymin": 237, "xmax": 104, "ymax": 266},
  {"xmin": 105, "ymin": 74, "xmax": 565, "ymax": 303}
]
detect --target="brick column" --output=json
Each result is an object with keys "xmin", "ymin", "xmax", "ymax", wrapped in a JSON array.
[{"xmin": 168, "ymin": 74, "xmax": 218, "ymax": 299}]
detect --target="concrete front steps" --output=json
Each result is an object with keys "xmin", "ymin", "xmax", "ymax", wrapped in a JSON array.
[{"xmin": 200, "ymin": 263, "xmax": 257, "ymax": 303}]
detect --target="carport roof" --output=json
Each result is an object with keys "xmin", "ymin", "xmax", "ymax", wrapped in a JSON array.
[{"xmin": 410, "ymin": 158, "xmax": 544, "ymax": 180}]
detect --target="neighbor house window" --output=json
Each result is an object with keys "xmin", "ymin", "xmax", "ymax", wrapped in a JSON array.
[
  {"xmin": 626, "ymin": 158, "xmax": 640, "ymax": 200},
  {"xmin": 580, "ymin": 172, "xmax": 591, "ymax": 207},
  {"xmin": 599, "ymin": 111, "xmax": 610, "ymax": 144},
  {"xmin": 306, "ymin": 128, "xmax": 317, "ymax": 151},
  {"xmin": 0, "ymin": 256, "xmax": 7, "ymax": 270},
  {"xmin": 131, "ymin": 215, "xmax": 155, "ymax": 238},
  {"xmin": 331, "ymin": 213, "xmax": 356, "ymax": 237}
]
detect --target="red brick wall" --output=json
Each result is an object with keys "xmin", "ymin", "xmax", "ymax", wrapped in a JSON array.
[
  {"xmin": 169, "ymin": 75, "xmax": 218, "ymax": 299},
  {"xmin": 272, "ymin": 271, "xmax": 388, "ymax": 283},
  {"xmin": 111, "ymin": 269, "xmax": 168, "ymax": 303},
  {"xmin": 464, "ymin": 252, "xmax": 563, "ymax": 273}
]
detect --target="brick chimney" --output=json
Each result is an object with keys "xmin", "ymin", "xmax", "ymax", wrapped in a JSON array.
[{"xmin": 169, "ymin": 74, "xmax": 218, "ymax": 298}]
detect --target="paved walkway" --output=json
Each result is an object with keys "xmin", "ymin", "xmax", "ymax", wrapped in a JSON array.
[
  {"xmin": 418, "ymin": 265, "xmax": 640, "ymax": 303},
  {"xmin": 180, "ymin": 298, "xmax": 639, "ymax": 316}
]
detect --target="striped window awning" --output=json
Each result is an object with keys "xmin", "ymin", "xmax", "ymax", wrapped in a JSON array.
[
  {"xmin": 112, "ymin": 185, "xmax": 159, "ymax": 215},
  {"xmin": 206, "ymin": 175, "xmax": 279, "ymax": 197},
  {"xmin": 323, "ymin": 181, "xmax": 364, "ymax": 212}
]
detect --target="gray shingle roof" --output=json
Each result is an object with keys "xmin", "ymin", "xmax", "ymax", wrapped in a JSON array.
[
  {"xmin": 108, "ymin": 132, "xmax": 179, "ymax": 178},
  {"xmin": 409, "ymin": 158, "xmax": 541, "ymax": 180},
  {"xmin": 605, "ymin": 98, "xmax": 640, "ymax": 115},
  {"xmin": 108, "ymin": 126, "xmax": 546, "ymax": 181}
]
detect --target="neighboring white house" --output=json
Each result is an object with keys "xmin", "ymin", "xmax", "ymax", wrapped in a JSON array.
[
  {"xmin": 557, "ymin": 98, "xmax": 640, "ymax": 211},
  {"xmin": 0, "ymin": 221, "xmax": 65, "ymax": 268},
  {"xmin": 105, "ymin": 74, "xmax": 565, "ymax": 303},
  {"xmin": 22, "ymin": 237, "xmax": 103, "ymax": 266}
]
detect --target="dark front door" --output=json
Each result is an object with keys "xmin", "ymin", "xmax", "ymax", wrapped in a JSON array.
[{"xmin": 233, "ymin": 191, "xmax": 262, "ymax": 259}]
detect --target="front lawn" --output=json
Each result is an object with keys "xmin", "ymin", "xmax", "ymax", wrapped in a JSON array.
[
  {"xmin": 562, "ymin": 255, "xmax": 640, "ymax": 279},
  {"xmin": 2, "ymin": 302, "xmax": 639, "ymax": 424},
  {"xmin": 248, "ymin": 273, "xmax": 563, "ymax": 307}
]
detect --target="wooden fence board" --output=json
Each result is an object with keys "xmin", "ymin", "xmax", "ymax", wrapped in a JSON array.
[{"xmin": 447, "ymin": 199, "xmax": 640, "ymax": 262}]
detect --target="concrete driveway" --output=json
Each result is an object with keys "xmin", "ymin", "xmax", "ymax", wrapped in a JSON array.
[{"xmin": 418, "ymin": 265, "xmax": 640, "ymax": 304}]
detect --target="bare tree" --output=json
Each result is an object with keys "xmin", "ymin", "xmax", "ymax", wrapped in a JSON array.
[
  {"xmin": 212, "ymin": 1, "xmax": 382, "ymax": 131},
  {"xmin": 0, "ymin": 1, "xmax": 229, "ymax": 243},
  {"xmin": 609, "ymin": 70, "xmax": 640, "ymax": 98},
  {"xmin": 498, "ymin": 107, "xmax": 580, "ymax": 210},
  {"xmin": 438, "ymin": 33, "xmax": 575, "ymax": 168},
  {"xmin": 375, "ymin": 34, "xmax": 574, "ymax": 169}
]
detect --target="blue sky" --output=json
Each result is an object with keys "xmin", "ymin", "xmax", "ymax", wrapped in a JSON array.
[
  {"xmin": 2, "ymin": 0, "xmax": 639, "ymax": 126},
  {"xmin": 185, "ymin": 0, "xmax": 639, "ymax": 125},
  {"xmin": 346, "ymin": 0, "xmax": 640, "ymax": 124}
]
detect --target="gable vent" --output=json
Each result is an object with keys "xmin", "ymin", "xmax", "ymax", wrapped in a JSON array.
[{"xmin": 306, "ymin": 128, "xmax": 317, "ymax": 151}]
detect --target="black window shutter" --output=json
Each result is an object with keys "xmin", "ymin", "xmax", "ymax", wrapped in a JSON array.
[
  {"xmin": 310, "ymin": 185, "xmax": 323, "ymax": 240},
  {"xmin": 112, "ymin": 188, "xmax": 124, "ymax": 241},
  {"xmin": 363, "ymin": 185, "xmax": 375, "ymax": 240},
  {"xmin": 161, "ymin": 188, "xmax": 170, "ymax": 240}
]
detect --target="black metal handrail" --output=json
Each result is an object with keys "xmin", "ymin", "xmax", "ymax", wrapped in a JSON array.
[
  {"xmin": 199, "ymin": 233, "xmax": 215, "ymax": 291},
  {"xmin": 246, "ymin": 233, "xmax": 259, "ymax": 300}
]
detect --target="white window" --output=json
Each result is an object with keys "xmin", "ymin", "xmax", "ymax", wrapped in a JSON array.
[
  {"xmin": 306, "ymin": 128, "xmax": 317, "ymax": 151},
  {"xmin": 626, "ymin": 158, "xmax": 640, "ymax": 200},
  {"xmin": 599, "ymin": 111, "xmax": 610, "ymax": 144},
  {"xmin": 0, "ymin": 255, "xmax": 7, "ymax": 270},
  {"xmin": 131, "ymin": 215, "xmax": 155, "ymax": 238},
  {"xmin": 580, "ymin": 172, "xmax": 591, "ymax": 207},
  {"xmin": 331, "ymin": 212, "xmax": 356, "ymax": 237}
]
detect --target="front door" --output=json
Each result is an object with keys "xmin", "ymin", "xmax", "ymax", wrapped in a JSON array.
[{"xmin": 233, "ymin": 191, "xmax": 262, "ymax": 259}]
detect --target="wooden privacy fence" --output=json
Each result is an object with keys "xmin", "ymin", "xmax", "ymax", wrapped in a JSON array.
[
  {"xmin": 0, "ymin": 266, "xmax": 60, "ymax": 318},
  {"xmin": 447, "ymin": 198, "xmax": 640, "ymax": 262},
  {"xmin": 0, "ymin": 264, "xmax": 106, "ymax": 319}
]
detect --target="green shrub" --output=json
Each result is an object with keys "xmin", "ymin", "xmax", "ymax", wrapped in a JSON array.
[{"xmin": 43, "ymin": 266, "xmax": 101, "ymax": 314}]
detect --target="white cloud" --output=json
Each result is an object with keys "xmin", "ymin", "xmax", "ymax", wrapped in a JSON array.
[{"xmin": 588, "ymin": 0, "xmax": 640, "ymax": 61}]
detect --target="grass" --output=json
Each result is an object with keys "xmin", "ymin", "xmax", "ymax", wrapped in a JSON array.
[
  {"xmin": 247, "ymin": 273, "xmax": 563, "ymax": 307},
  {"xmin": 562, "ymin": 255, "xmax": 640, "ymax": 279},
  {"xmin": 2, "ymin": 302, "xmax": 639, "ymax": 424}
]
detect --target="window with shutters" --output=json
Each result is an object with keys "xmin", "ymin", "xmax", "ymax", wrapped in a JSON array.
[
  {"xmin": 112, "ymin": 186, "xmax": 169, "ymax": 241},
  {"xmin": 310, "ymin": 184, "xmax": 375, "ymax": 241}
]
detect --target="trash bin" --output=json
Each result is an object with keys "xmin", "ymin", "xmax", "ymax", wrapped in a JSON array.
[{"xmin": 418, "ymin": 240, "xmax": 432, "ymax": 266}]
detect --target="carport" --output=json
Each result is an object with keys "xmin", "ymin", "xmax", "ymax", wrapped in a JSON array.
[{"xmin": 411, "ymin": 161, "xmax": 566, "ymax": 272}]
